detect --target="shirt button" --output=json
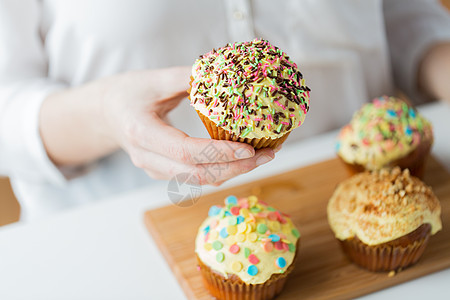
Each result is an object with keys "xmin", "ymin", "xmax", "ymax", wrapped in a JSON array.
[{"xmin": 233, "ymin": 10, "xmax": 244, "ymax": 20}]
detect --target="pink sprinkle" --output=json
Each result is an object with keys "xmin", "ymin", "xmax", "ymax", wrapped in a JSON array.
[
  {"xmin": 298, "ymin": 121, "xmax": 302, "ymax": 127},
  {"xmin": 248, "ymin": 254, "xmax": 260, "ymax": 264},
  {"xmin": 274, "ymin": 241, "xmax": 284, "ymax": 250},
  {"xmin": 289, "ymin": 114, "xmax": 295, "ymax": 117},
  {"xmin": 229, "ymin": 244, "xmax": 240, "ymax": 254},
  {"xmin": 258, "ymin": 200, "xmax": 268, "ymax": 206},
  {"xmin": 267, "ymin": 124, "xmax": 272, "ymax": 130},
  {"xmin": 274, "ymin": 100, "xmax": 286, "ymax": 110},
  {"xmin": 254, "ymin": 118, "xmax": 263, "ymax": 122},
  {"xmin": 281, "ymin": 122, "xmax": 289, "ymax": 126},
  {"xmin": 267, "ymin": 115, "xmax": 273, "ymax": 121}
]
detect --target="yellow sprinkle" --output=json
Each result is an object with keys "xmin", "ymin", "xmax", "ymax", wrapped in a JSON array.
[
  {"xmin": 210, "ymin": 230, "xmax": 219, "ymax": 240},
  {"xmin": 204, "ymin": 243, "xmax": 212, "ymax": 251},
  {"xmin": 281, "ymin": 239, "xmax": 290, "ymax": 244},
  {"xmin": 240, "ymin": 208, "xmax": 249, "ymax": 217},
  {"xmin": 237, "ymin": 223, "xmax": 247, "ymax": 233},
  {"xmin": 248, "ymin": 232, "xmax": 258, "ymax": 242},
  {"xmin": 269, "ymin": 221, "xmax": 281, "ymax": 232},
  {"xmin": 236, "ymin": 233, "xmax": 246, "ymax": 243},
  {"xmin": 231, "ymin": 261, "xmax": 243, "ymax": 272},
  {"xmin": 227, "ymin": 225, "xmax": 237, "ymax": 235},
  {"xmin": 282, "ymin": 225, "xmax": 291, "ymax": 236},
  {"xmin": 248, "ymin": 196, "xmax": 257, "ymax": 207},
  {"xmin": 226, "ymin": 236, "xmax": 236, "ymax": 245}
]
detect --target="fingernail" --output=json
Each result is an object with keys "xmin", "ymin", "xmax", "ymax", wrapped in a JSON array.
[
  {"xmin": 234, "ymin": 148, "xmax": 254, "ymax": 159},
  {"xmin": 274, "ymin": 145, "xmax": 283, "ymax": 153},
  {"xmin": 256, "ymin": 155, "xmax": 273, "ymax": 166}
]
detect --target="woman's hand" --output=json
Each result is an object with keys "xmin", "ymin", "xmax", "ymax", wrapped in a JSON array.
[{"xmin": 40, "ymin": 67, "xmax": 275, "ymax": 185}]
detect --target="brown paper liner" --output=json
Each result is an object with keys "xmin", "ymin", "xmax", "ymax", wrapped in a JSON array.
[
  {"xmin": 197, "ymin": 258, "xmax": 291, "ymax": 300},
  {"xmin": 196, "ymin": 241, "xmax": 299, "ymax": 300},
  {"xmin": 196, "ymin": 111, "xmax": 290, "ymax": 150},
  {"xmin": 337, "ymin": 138, "xmax": 433, "ymax": 179},
  {"xmin": 189, "ymin": 76, "xmax": 291, "ymax": 150},
  {"xmin": 339, "ymin": 224, "xmax": 431, "ymax": 272}
]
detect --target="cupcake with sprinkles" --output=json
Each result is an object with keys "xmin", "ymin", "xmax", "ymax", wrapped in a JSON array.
[
  {"xmin": 195, "ymin": 195, "xmax": 300, "ymax": 300},
  {"xmin": 336, "ymin": 96, "xmax": 433, "ymax": 178},
  {"xmin": 189, "ymin": 38, "xmax": 310, "ymax": 149}
]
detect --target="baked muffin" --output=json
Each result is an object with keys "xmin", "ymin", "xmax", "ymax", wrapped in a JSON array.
[
  {"xmin": 327, "ymin": 167, "xmax": 442, "ymax": 272},
  {"xmin": 195, "ymin": 195, "xmax": 300, "ymax": 300},
  {"xmin": 336, "ymin": 96, "xmax": 433, "ymax": 178},
  {"xmin": 189, "ymin": 38, "xmax": 310, "ymax": 149}
]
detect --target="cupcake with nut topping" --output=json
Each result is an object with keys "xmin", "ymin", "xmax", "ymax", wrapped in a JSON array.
[
  {"xmin": 189, "ymin": 38, "xmax": 310, "ymax": 149},
  {"xmin": 327, "ymin": 167, "xmax": 441, "ymax": 272},
  {"xmin": 195, "ymin": 195, "xmax": 300, "ymax": 300},
  {"xmin": 336, "ymin": 96, "xmax": 433, "ymax": 178}
]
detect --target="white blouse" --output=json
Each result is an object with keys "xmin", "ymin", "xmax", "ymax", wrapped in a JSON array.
[{"xmin": 1, "ymin": 0, "xmax": 449, "ymax": 221}]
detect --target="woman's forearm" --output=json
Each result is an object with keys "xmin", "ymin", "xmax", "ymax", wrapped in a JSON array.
[
  {"xmin": 39, "ymin": 81, "xmax": 119, "ymax": 167},
  {"xmin": 419, "ymin": 43, "xmax": 450, "ymax": 103}
]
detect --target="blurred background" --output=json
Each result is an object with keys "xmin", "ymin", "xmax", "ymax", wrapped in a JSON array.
[{"xmin": 0, "ymin": 0, "xmax": 449, "ymax": 227}]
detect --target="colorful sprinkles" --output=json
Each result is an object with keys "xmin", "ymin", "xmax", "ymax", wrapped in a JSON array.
[
  {"xmin": 190, "ymin": 38, "xmax": 310, "ymax": 138},
  {"xmin": 337, "ymin": 96, "xmax": 433, "ymax": 169},
  {"xmin": 197, "ymin": 195, "xmax": 300, "ymax": 281}
]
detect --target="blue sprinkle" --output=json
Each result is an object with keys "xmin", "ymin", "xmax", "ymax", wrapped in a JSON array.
[
  {"xmin": 405, "ymin": 126, "xmax": 412, "ymax": 136},
  {"xmin": 247, "ymin": 265, "xmax": 258, "ymax": 276},
  {"xmin": 387, "ymin": 110, "xmax": 397, "ymax": 118},
  {"xmin": 208, "ymin": 206, "xmax": 221, "ymax": 217},
  {"xmin": 220, "ymin": 227, "xmax": 229, "ymax": 238},
  {"xmin": 236, "ymin": 216, "xmax": 245, "ymax": 224},
  {"xmin": 276, "ymin": 257, "xmax": 286, "ymax": 268},
  {"xmin": 335, "ymin": 141, "xmax": 341, "ymax": 152},
  {"xmin": 409, "ymin": 108, "xmax": 416, "ymax": 118},
  {"xmin": 203, "ymin": 225, "xmax": 210, "ymax": 234},
  {"xmin": 225, "ymin": 195, "xmax": 238, "ymax": 206},
  {"xmin": 268, "ymin": 234, "xmax": 280, "ymax": 242},
  {"xmin": 225, "ymin": 211, "xmax": 232, "ymax": 217}
]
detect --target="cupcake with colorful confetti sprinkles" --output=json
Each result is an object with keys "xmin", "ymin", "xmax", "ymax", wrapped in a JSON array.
[
  {"xmin": 189, "ymin": 38, "xmax": 310, "ymax": 149},
  {"xmin": 336, "ymin": 96, "xmax": 433, "ymax": 178},
  {"xmin": 195, "ymin": 195, "xmax": 300, "ymax": 300}
]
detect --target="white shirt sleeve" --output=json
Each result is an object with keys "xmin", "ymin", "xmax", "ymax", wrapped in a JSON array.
[
  {"xmin": 0, "ymin": 0, "xmax": 68, "ymax": 185},
  {"xmin": 383, "ymin": 0, "xmax": 450, "ymax": 104}
]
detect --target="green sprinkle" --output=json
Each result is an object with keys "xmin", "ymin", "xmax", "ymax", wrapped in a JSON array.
[
  {"xmin": 244, "ymin": 247, "xmax": 251, "ymax": 258},
  {"xmin": 257, "ymin": 223, "xmax": 268, "ymax": 234},
  {"xmin": 288, "ymin": 243, "xmax": 296, "ymax": 252},
  {"xmin": 228, "ymin": 216, "xmax": 237, "ymax": 226},
  {"xmin": 212, "ymin": 240, "xmax": 223, "ymax": 251},
  {"xmin": 250, "ymin": 206, "xmax": 261, "ymax": 213},
  {"xmin": 267, "ymin": 206, "xmax": 276, "ymax": 211},
  {"xmin": 292, "ymin": 228, "xmax": 300, "ymax": 238},
  {"xmin": 216, "ymin": 252, "xmax": 225, "ymax": 262}
]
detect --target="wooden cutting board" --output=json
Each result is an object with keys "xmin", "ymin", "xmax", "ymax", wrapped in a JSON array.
[{"xmin": 144, "ymin": 157, "xmax": 450, "ymax": 299}]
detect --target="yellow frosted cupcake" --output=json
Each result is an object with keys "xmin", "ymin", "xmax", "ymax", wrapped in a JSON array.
[
  {"xmin": 195, "ymin": 195, "xmax": 300, "ymax": 300},
  {"xmin": 189, "ymin": 38, "xmax": 310, "ymax": 149},
  {"xmin": 336, "ymin": 96, "xmax": 433, "ymax": 178},
  {"xmin": 327, "ymin": 167, "xmax": 442, "ymax": 272}
]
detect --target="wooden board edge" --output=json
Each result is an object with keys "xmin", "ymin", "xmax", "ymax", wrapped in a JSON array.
[{"xmin": 144, "ymin": 211, "xmax": 197, "ymax": 300}]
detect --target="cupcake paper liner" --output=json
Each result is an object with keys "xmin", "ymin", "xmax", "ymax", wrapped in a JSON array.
[
  {"xmin": 339, "ymin": 230, "xmax": 431, "ymax": 272},
  {"xmin": 189, "ymin": 76, "xmax": 291, "ymax": 150},
  {"xmin": 196, "ymin": 111, "xmax": 290, "ymax": 150},
  {"xmin": 196, "ymin": 253, "xmax": 296, "ymax": 300}
]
